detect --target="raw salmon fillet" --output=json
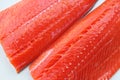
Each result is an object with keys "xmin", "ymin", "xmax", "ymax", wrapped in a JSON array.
[
  {"xmin": 0, "ymin": 0, "xmax": 96, "ymax": 72},
  {"xmin": 0, "ymin": 0, "xmax": 57, "ymax": 41},
  {"xmin": 30, "ymin": 0, "xmax": 120, "ymax": 80}
]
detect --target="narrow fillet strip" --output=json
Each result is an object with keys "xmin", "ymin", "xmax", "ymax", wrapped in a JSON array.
[
  {"xmin": 0, "ymin": 0, "xmax": 96, "ymax": 72},
  {"xmin": 30, "ymin": 0, "xmax": 120, "ymax": 80}
]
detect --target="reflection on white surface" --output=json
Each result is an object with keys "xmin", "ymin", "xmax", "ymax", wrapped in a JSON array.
[{"xmin": 0, "ymin": 0, "xmax": 120, "ymax": 80}]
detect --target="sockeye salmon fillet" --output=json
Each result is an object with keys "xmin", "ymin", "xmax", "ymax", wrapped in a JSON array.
[
  {"xmin": 0, "ymin": 0, "xmax": 96, "ymax": 72},
  {"xmin": 0, "ymin": 0, "xmax": 57, "ymax": 40},
  {"xmin": 30, "ymin": 0, "xmax": 120, "ymax": 80}
]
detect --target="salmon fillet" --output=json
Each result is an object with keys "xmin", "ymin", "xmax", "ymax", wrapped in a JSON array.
[
  {"xmin": 0, "ymin": 0, "xmax": 96, "ymax": 72},
  {"xmin": 30, "ymin": 0, "xmax": 120, "ymax": 79}
]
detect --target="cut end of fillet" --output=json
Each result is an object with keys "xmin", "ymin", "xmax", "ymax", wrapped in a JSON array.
[{"xmin": 10, "ymin": 58, "xmax": 27, "ymax": 73}]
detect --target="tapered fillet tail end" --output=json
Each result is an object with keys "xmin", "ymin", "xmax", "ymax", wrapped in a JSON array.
[
  {"xmin": 9, "ymin": 60, "xmax": 22, "ymax": 73},
  {"xmin": 12, "ymin": 58, "xmax": 35, "ymax": 73},
  {"xmin": 9, "ymin": 56, "xmax": 29, "ymax": 73}
]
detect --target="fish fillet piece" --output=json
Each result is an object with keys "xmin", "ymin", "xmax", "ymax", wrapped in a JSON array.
[
  {"xmin": 0, "ymin": 0, "xmax": 96, "ymax": 72},
  {"xmin": 30, "ymin": 0, "xmax": 120, "ymax": 80},
  {"xmin": 0, "ymin": 0, "xmax": 57, "ymax": 40}
]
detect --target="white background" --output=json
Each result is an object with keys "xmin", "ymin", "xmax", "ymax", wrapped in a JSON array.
[{"xmin": 0, "ymin": 0, "xmax": 120, "ymax": 80}]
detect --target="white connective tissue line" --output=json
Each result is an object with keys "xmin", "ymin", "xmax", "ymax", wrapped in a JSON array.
[{"xmin": 0, "ymin": 0, "xmax": 119, "ymax": 80}]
